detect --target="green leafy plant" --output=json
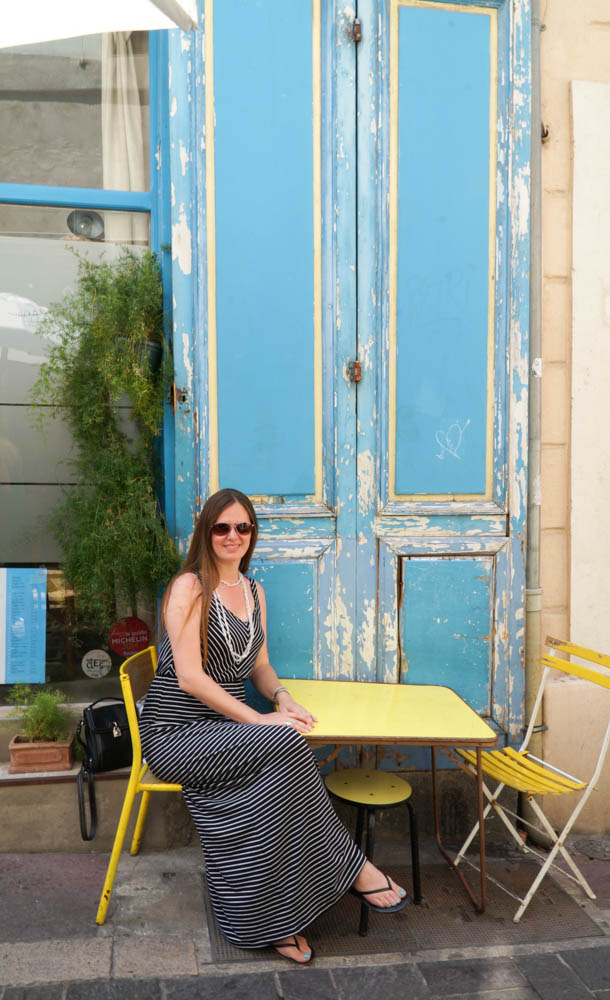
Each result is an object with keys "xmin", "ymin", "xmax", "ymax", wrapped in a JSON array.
[
  {"xmin": 31, "ymin": 248, "xmax": 180, "ymax": 633},
  {"xmin": 8, "ymin": 686, "xmax": 72, "ymax": 743}
]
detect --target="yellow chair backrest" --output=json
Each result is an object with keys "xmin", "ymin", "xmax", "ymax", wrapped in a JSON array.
[
  {"xmin": 119, "ymin": 646, "xmax": 158, "ymax": 769},
  {"xmin": 544, "ymin": 636, "xmax": 610, "ymax": 690}
]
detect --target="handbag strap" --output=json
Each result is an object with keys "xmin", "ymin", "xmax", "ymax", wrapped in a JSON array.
[
  {"xmin": 75, "ymin": 718, "xmax": 88, "ymax": 755},
  {"xmin": 86, "ymin": 697, "xmax": 126, "ymax": 712},
  {"xmin": 77, "ymin": 763, "xmax": 97, "ymax": 841}
]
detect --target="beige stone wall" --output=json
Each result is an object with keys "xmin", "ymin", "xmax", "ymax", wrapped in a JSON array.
[
  {"xmin": 540, "ymin": 1, "xmax": 610, "ymax": 833},
  {"xmin": 540, "ymin": 0, "xmax": 610, "ymax": 644}
]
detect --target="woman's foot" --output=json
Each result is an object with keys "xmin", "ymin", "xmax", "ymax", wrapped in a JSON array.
[
  {"xmin": 272, "ymin": 934, "xmax": 313, "ymax": 964},
  {"xmin": 352, "ymin": 860, "xmax": 406, "ymax": 908}
]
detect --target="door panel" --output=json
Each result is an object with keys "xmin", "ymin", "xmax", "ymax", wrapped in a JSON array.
[
  {"xmin": 208, "ymin": 0, "xmax": 323, "ymax": 502},
  {"xmin": 392, "ymin": 3, "xmax": 496, "ymax": 499},
  {"xmin": 400, "ymin": 556, "xmax": 494, "ymax": 711},
  {"xmin": 251, "ymin": 538, "xmax": 335, "ymax": 677}
]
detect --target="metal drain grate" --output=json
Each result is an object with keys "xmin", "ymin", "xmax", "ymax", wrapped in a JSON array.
[{"xmin": 203, "ymin": 860, "xmax": 604, "ymax": 963}]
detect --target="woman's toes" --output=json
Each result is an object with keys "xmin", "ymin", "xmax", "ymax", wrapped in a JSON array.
[{"xmin": 273, "ymin": 935, "xmax": 311, "ymax": 963}]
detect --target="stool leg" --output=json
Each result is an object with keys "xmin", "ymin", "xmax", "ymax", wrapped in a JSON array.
[
  {"xmin": 354, "ymin": 805, "xmax": 365, "ymax": 850},
  {"xmin": 364, "ymin": 805, "xmax": 377, "ymax": 862},
  {"xmin": 358, "ymin": 808, "xmax": 377, "ymax": 937},
  {"xmin": 406, "ymin": 800, "xmax": 422, "ymax": 904}
]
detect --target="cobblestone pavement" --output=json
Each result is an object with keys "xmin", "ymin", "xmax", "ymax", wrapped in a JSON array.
[
  {"xmin": 2, "ymin": 947, "xmax": 610, "ymax": 1000},
  {"xmin": 1, "ymin": 840, "xmax": 610, "ymax": 999}
]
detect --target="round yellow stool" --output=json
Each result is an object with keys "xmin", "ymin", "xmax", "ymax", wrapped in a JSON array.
[{"xmin": 324, "ymin": 768, "xmax": 422, "ymax": 936}]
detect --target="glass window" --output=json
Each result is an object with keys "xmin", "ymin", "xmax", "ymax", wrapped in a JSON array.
[
  {"xmin": 0, "ymin": 32, "xmax": 150, "ymax": 191},
  {"xmin": 0, "ymin": 31, "xmax": 159, "ymax": 703},
  {"xmin": 0, "ymin": 208, "xmax": 153, "ymax": 702},
  {"xmin": 0, "ymin": 206, "xmax": 149, "ymax": 561}
]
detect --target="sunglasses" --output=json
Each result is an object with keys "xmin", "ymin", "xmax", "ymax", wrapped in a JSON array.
[{"xmin": 211, "ymin": 521, "xmax": 254, "ymax": 537}]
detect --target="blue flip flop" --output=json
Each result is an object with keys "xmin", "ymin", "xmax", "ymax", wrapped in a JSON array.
[{"xmin": 350, "ymin": 874, "xmax": 409, "ymax": 913}]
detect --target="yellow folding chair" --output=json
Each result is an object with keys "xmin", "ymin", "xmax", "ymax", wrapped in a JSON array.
[
  {"xmin": 450, "ymin": 636, "xmax": 610, "ymax": 922},
  {"xmin": 96, "ymin": 646, "xmax": 182, "ymax": 925}
]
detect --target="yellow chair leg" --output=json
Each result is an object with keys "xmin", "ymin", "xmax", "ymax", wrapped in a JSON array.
[
  {"xmin": 96, "ymin": 780, "xmax": 139, "ymax": 925},
  {"xmin": 130, "ymin": 791, "xmax": 150, "ymax": 856}
]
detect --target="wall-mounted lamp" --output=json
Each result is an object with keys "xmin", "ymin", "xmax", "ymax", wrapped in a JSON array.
[{"xmin": 67, "ymin": 210, "xmax": 104, "ymax": 241}]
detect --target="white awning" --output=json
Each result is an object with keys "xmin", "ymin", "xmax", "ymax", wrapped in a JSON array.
[{"xmin": 0, "ymin": 0, "xmax": 198, "ymax": 49}]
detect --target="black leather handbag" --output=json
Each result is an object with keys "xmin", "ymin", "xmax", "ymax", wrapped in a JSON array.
[{"xmin": 76, "ymin": 698, "xmax": 132, "ymax": 841}]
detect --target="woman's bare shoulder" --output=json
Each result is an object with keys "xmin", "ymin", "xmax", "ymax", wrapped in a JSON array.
[{"xmin": 167, "ymin": 572, "xmax": 201, "ymax": 603}]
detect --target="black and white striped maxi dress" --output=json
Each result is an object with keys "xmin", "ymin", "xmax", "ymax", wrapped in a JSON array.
[{"xmin": 140, "ymin": 577, "xmax": 365, "ymax": 949}]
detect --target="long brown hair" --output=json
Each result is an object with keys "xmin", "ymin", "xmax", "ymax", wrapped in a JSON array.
[{"xmin": 162, "ymin": 488, "xmax": 258, "ymax": 666}]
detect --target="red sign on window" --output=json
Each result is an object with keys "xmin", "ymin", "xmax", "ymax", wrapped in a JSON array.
[{"xmin": 108, "ymin": 617, "xmax": 151, "ymax": 656}]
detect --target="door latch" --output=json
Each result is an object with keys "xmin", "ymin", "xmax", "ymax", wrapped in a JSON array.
[
  {"xmin": 353, "ymin": 18, "xmax": 362, "ymax": 44},
  {"xmin": 347, "ymin": 360, "xmax": 362, "ymax": 383},
  {"xmin": 169, "ymin": 382, "xmax": 188, "ymax": 408}
]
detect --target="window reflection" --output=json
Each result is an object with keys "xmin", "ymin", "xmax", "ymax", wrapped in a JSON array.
[
  {"xmin": 0, "ymin": 208, "xmax": 149, "ymax": 563},
  {"xmin": 0, "ymin": 32, "xmax": 150, "ymax": 191}
]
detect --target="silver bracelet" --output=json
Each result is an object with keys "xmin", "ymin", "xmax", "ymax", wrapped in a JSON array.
[{"xmin": 272, "ymin": 685, "xmax": 289, "ymax": 704}]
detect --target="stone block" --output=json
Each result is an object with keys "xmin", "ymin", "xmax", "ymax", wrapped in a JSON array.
[
  {"xmin": 333, "ymin": 964, "xmax": 429, "ymax": 1000},
  {"xmin": 540, "ymin": 529, "xmax": 569, "ymax": 609},
  {"xmin": 418, "ymin": 957, "xmax": 526, "ymax": 996},
  {"xmin": 112, "ymin": 935, "xmax": 197, "ymax": 979},
  {"xmin": 559, "ymin": 946, "xmax": 610, "ymax": 991},
  {"xmin": 542, "ymin": 278, "xmax": 570, "ymax": 364},
  {"xmin": 515, "ymin": 953, "xmax": 592, "ymax": 999},
  {"xmin": 541, "ymin": 363, "xmax": 569, "ymax": 445},
  {"xmin": 164, "ymin": 973, "xmax": 277, "ymax": 999},
  {"xmin": 541, "ymin": 445, "xmax": 568, "ymax": 530}
]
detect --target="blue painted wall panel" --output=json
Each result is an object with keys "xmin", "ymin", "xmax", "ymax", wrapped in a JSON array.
[
  {"xmin": 214, "ymin": 0, "xmax": 315, "ymax": 496},
  {"xmin": 401, "ymin": 556, "xmax": 493, "ymax": 713},
  {"xmin": 250, "ymin": 560, "xmax": 314, "ymax": 677},
  {"xmin": 395, "ymin": 6, "xmax": 491, "ymax": 495}
]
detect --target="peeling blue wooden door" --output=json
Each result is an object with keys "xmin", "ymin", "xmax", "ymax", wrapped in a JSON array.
[
  {"xmin": 193, "ymin": 0, "xmax": 530, "ymax": 741},
  {"xmin": 359, "ymin": 0, "xmax": 530, "ymax": 743}
]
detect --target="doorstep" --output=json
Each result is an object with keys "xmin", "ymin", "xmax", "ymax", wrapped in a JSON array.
[{"xmin": 0, "ymin": 760, "xmax": 131, "ymax": 787}]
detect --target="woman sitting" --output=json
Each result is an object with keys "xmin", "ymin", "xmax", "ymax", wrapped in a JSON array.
[{"xmin": 140, "ymin": 488, "xmax": 407, "ymax": 964}]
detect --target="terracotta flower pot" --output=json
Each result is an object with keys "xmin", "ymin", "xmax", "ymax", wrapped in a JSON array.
[{"xmin": 8, "ymin": 735, "xmax": 74, "ymax": 774}]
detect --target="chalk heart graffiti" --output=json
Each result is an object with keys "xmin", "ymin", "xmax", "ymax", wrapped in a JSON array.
[{"xmin": 435, "ymin": 418, "xmax": 470, "ymax": 461}]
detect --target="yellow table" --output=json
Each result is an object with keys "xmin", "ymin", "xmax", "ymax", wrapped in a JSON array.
[{"xmin": 283, "ymin": 679, "xmax": 498, "ymax": 912}]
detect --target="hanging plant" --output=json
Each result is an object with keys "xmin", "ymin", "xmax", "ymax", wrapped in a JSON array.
[{"xmin": 32, "ymin": 248, "xmax": 180, "ymax": 633}]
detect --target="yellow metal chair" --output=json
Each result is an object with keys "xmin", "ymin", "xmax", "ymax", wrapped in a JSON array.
[
  {"xmin": 451, "ymin": 637, "xmax": 610, "ymax": 922},
  {"xmin": 96, "ymin": 646, "xmax": 182, "ymax": 925},
  {"xmin": 324, "ymin": 767, "xmax": 421, "ymax": 935}
]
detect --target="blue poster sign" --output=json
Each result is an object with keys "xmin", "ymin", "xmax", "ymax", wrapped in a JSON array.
[{"xmin": 0, "ymin": 568, "xmax": 47, "ymax": 684}]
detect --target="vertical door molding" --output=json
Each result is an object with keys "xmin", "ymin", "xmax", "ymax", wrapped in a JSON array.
[
  {"xmin": 167, "ymin": 26, "xmax": 199, "ymax": 551},
  {"xmin": 505, "ymin": 0, "xmax": 531, "ymax": 737}
]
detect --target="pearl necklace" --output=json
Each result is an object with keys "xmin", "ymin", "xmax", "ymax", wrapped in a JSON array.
[
  {"xmin": 213, "ymin": 574, "xmax": 254, "ymax": 664},
  {"xmin": 219, "ymin": 575, "xmax": 242, "ymax": 588}
]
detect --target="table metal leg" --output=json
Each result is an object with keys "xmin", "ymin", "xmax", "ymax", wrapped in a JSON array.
[
  {"xmin": 406, "ymin": 800, "xmax": 422, "ymax": 904},
  {"xmin": 431, "ymin": 746, "xmax": 487, "ymax": 913}
]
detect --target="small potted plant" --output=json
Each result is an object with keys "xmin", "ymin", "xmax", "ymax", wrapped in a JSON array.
[{"xmin": 7, "ymin": 684, "xmax": 74, "ymax": 774}]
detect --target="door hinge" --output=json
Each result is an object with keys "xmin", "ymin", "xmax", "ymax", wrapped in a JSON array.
[
  {"xmin": 169, "ymin": 382, "xmax": 188, "ymax": 408},
  {"xmin": 347, "ymin": 360, "xmax": 362, "ymax": 383},
  {"xmin": 353, "ymin": 18, "xmax": 362, "ymax": 44}
]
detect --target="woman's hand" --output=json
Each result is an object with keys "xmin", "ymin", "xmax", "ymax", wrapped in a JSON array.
[
  {"xmin": 276, "ymin": 692, "xmax": 317, "ymax": 732},
  {"xmin": 256, "ymin": 706, "xmax": 315, "ymax": 734}
]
